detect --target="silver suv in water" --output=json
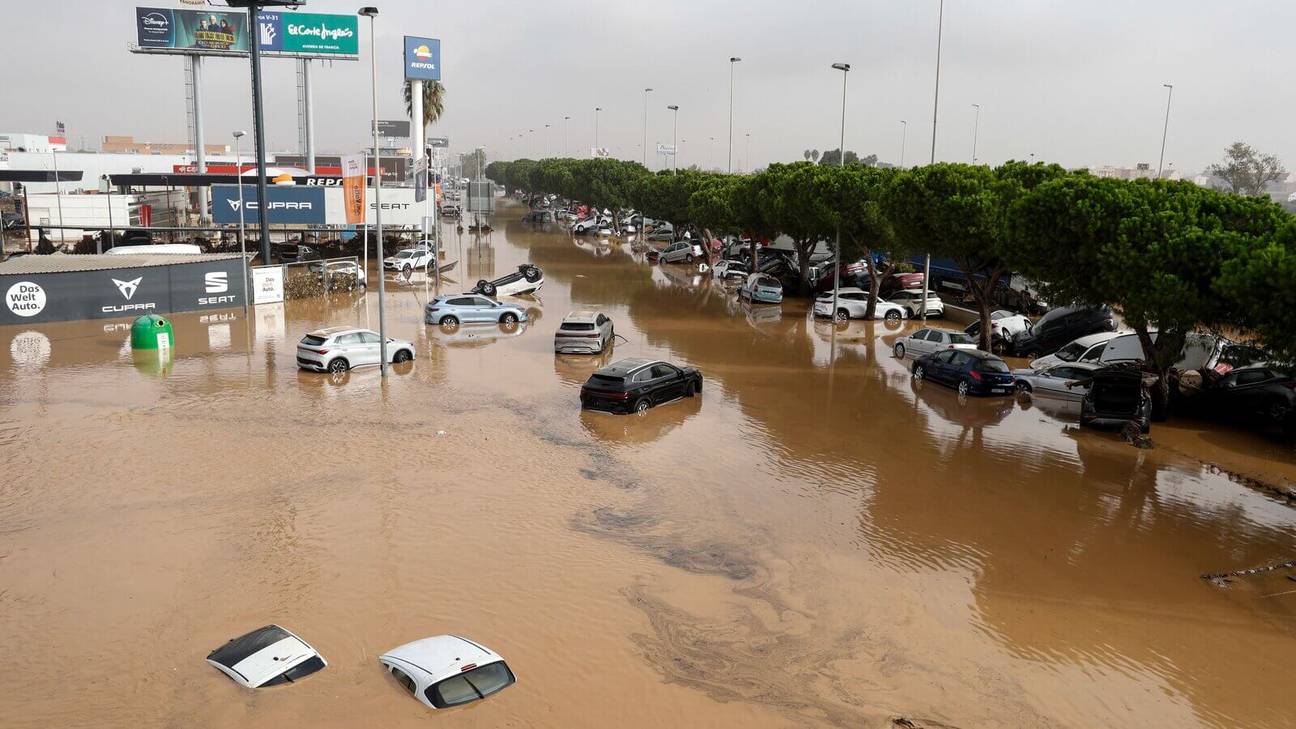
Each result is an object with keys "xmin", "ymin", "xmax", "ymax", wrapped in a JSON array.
[
  {"xmin": 554, "ymin": 310, "xmax": 614, "ymax": 354},
  {"xmin": 424, "ymin": 294, "xmax": 529, "ymax": 326},
  {"xmin": 297, "ymin": 327, "xmax": 415, "ymax": 373}
]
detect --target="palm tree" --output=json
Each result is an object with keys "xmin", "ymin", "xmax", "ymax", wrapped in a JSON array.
[
  {"xmin": 403, "ymin": 79, "xmax": 446, "ymax": 129},
  {"xmin": 803, "ymin": 149, "xmax": 812, "ymax": 161},
  {"xmin": 811, "ymin": 149, "xmax": 820, "ymax": 163}
]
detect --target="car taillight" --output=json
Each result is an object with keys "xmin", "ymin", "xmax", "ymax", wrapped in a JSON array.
[
  {"xmin": 427, "ymin": 307, "xmax": 439, "ymax": 312},
  {"xmin": 1283, "ymin": 381, "xmax": 1296, "ymax": 390},
  {"xmin": 460, "ymin": 663, "xmax": 477, "ymax": 672},
  {"xmin": 304, "ymin": 348, "xmax": 328, "ymax": 355},
  {"xmin": 969, "ymin": 369, "xmax": 983, "ymax": 382}
]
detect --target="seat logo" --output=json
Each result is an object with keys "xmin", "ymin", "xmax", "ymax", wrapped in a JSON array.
[
  {"xmin": 113, "ymin": 277, "xmax": 142, "ymax": 300},
  {"xmin": 205, "ymin": 271, "xmax": 228, "ymax": 293}
]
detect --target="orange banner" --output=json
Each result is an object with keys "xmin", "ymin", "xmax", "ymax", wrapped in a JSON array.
[{"xmin": 341, "ymin": 154, "xmax": 365, "ymax": 225}]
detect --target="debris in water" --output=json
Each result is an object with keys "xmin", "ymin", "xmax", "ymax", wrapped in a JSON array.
[{"xmin": 1120, "ymin": 422, "xmax": 1153, "ymax": 448}]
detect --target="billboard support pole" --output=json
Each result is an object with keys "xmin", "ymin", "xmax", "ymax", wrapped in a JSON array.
[
  {"xmin": 246, "ymin": 2, "xmax": 273, "ymax": 265},
  {"xmin": 190, "ymin": 54, "xmax": 209, "ymax": 225},
  {"xmin": 301, "ymin": 59, "xmax": 316, "ymax": 173}
]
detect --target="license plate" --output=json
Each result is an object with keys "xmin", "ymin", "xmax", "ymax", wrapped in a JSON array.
[{"xmin": 991, "ymin": 388, "xmax": 1007, "ymax": 394}]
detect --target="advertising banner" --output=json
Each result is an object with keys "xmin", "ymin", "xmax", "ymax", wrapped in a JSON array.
[
  {"xmin": 134, "ymin": 7, "xmax": 357, "ymax": 58},
  {"xmin": 250, "ymin": 267, "xmax": 284, "ymax": 305},
  {"xmin": 211, "ymin": 185, "xmax": 326, "ymax": 225},
  {"xmin": 377, "ymin": 120, "xmax": 411, "ymax": 138},
  {"xmin": 427, "ymin": 137, "xmax": 450, "ymax": 148},
  {"xmin": 340, "ymin": 155, "xmax": 366, "ymax": 225},
  {"xmin": 136, "ymin": 7, "xmax": 249, "ymax": 53},
  {"xmin": 257, "ymin": 11, "xmax": 358, "ymax": 56},
  {"xmin": 404, "ymin": 36, "xmax": 441, "ymax": 80},
  {"xmin": 325, "ymin": 187, "xmax": 424, "ymax": 226},
  {"xmin": 414, "ymin": 158, "xmax": 427, "ymax": 203},
  {"xmin": 0, "ymin": 258, "xmax": 247, "ymax": 325}
]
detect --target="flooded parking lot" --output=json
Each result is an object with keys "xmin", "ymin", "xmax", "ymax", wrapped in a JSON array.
[{"xmin": 2, "ymin": 200, "xmax": 1296, "ymax": 729}]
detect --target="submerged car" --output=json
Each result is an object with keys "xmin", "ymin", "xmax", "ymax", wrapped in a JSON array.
[
  {"xmin": 912, "ymin": 348, "xmax": 1016, "ymax": 396},
  {"xmin": 887, "ymin": 288, "xmax": 944, "ymax": 318},
  {"xmin": 964, "ymin": 310, "xmax": 1033, "ymax": 351},
  {"xmin": 384, "ymin": 246, "xmax": 435, "ymax": 274},
  {"xmin": 812, "ymin": 287, "xmax": 906, "ymax": 321},
  {"xmin": 738, "ymin": 272, "xmax": 783, "ymax": 304},
  {"xmin": 1079, "ymin": 364, "xmax": 1153, "ymax": 433},
  {"xmin": 892, "ymin": 327, "xmax": 977, "ymax": 359},
  {"xmin": 379, "ymin": 635, "xmax": 516, "ymax": 710},
  {"xmin": 1009, "ymin": 304, "xmax": 1116, "ymax": 358},
  {"xmin": 297, "ymin": 327, "xmax": 415, "ymax": 373},
  {"xmin": 424, "ymin": 294, "xmax": 528, "ymax": 326},
  {"xmin": 471, "ymin": 264, "xmax": 544, "ymax": 297},
  {"xmin": 1029, "ymin": 331, "xmax": 1121, "ymax": 370},
  {"xmin": 712, "ymin": 259, "xmax": 749, "ymax": 280},
  {"xmin": 555, "ymin": 310, "xmax": 615, "ymax": 354},
  {"xmin": 580, "ymin": 358, "xmax": 703, "ymax": 414},
  {"xmin": 649, "ymin": 240, "xmax": 704, "ymax": 264},
  {"xmin": 206, "ymin": 624, "xmax": 327, "ymax": 689},
  {"xmin": 1011, "ymin": 361, "xmax": 1102, "ymax": 400},
  {"xmin": 1186, "ymin": 364, "xmax": 1295, "ymax": 433}
]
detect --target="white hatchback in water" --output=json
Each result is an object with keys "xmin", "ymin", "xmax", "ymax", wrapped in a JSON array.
[
  {"xmin": 206, "ymin": 624, "xmax": 327, "ymax": 689},
  {"xmin": 379, "ymin": 635, "xmax": 516, "ymax": 709},
  {"xmin": 297, "ymin": 327, "xmax": 416, "ymax": 373}
]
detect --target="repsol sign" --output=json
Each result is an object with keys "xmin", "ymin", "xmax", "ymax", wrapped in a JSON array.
[{"xmin": 0, "ymin": 257, "xmax": 248, "ymax": 325}]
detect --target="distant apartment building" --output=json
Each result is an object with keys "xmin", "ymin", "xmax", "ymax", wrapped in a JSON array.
[
  {"xmin": 101, "ymin": 135, "xmax": 227, "ymax": 156},
  {"xmin": 1090, "ymin": 163, "xmax": 1181, "ymax": 181}
]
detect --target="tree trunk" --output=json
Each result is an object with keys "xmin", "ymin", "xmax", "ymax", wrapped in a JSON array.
[
  {"xmin": 969, "ymin": 268, "xmax": 1006, "ymax": 352},
  {"xmin": 797, "ymin": 239, "xmax": 814, "ymax": 296},
  {"xmin": 862, "ymin": 247, "xmax": 881, "ymax": 320}
]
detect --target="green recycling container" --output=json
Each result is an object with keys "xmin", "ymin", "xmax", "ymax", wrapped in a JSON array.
[{"xmin": 130, "ymin": 314, "xmax": 174, "ymax": 351}]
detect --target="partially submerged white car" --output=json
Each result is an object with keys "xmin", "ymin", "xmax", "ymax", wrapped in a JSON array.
[
  {"xmin": 379, "ymin": 635, "xmax": 516, "ymax": 709},
  {"xmin": 206, "ymin": 624, "xmax": 327, "ymax": 688}
]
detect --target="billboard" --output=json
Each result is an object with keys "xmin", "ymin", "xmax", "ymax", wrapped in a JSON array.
[
  {"xmin": 258, "ymin": 11, "xmax": 358, "ymax": 56},
  {"xmin": 340, "ymin": 155, "xmax": 366, "ymax": 225},
  {"xmin": 377, "ymin": 120, "xmax": 411, "ymax": 138},
  {"xmin": 0, "ymin": 258, "xmax": 247, "ymax": 325},
  {"xmin": 404, "ymin": 36, "xmax": 441, "ymax": 80},
  {"xmin": 136, "ymin": 7, "xmax": 248, "ymax": 53},
  {"xmin": 134, "ymin": 7, "xmax": 357, "ymax": 58},
  {"xmin": 211, "ymin": 186, "xmax": 326, "ymax": 225}
]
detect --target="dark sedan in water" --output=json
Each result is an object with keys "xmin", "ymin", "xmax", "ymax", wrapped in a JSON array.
[
  {"xmin": 912, "ymin": 349, "xmax": 1015, "ymax": 396},
  {"xmin": 580, "ymin": 358, "xmax": 703, "ymax": 414}
]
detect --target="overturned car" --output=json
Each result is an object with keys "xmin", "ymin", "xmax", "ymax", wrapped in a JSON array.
[{"xmin": 471, "ymin": 264, "xmax": 544, "ymax": 297}]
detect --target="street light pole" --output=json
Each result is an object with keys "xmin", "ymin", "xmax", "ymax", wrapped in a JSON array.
[
  {"xmin": 544, "ymin": 124, "xmax": 551, "ymax": 157},
  {"xmin": 594, "ymin": 107, "xmax": 602, "ymax": 154},
  {"xmin": 667, "ymin": 105, "xmax": 679, "ymax": 173},
  {"xmin": 563, "ymin": 116, "xmax": 570, "ymax": 157},
  {"xmin": 1157, "ymin": 83, "xmax": 1174, "ymax": 178},
  {"xmin": 233, "ymin": 130, "xmax": 248, "ymax": 312},
  {"xmin": 244, "ymin": 1, "xmax": 273, "ymax": 264},
  {"xmin": 744, "ymin": 132, "xmax": 751, "ymax": 173},
  {"xmin": 971, "ymin": 103, "xmax": 980, "ymax": 163},
  {"xmin": 359, "ymin": 6, "xmax": 388, "ymax": 377},
  {"xmin": 728, "ymin": 57, "xmax": 741, "ymax": 173},
  {"xmin": 900, "ymin": 120, "xmax": 908, "ymax": 167},
  {"xmin": 642, "ymin": 88, "xmax": 653, "ymax": 168},
  {"xmin": 831, "ymin": 63, "xmax": 850, "ymax": 326},
  {"xmin": 924, "ymin": 0, "xmax": 944, "ymax": 324}
]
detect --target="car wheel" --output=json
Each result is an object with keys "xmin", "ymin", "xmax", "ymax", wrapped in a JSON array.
[
  {"xmin": 634, "ymin": 398, "xmax": 651, "ymax": 414},
  {"xmin": 500, "ymin": 311, "xmax": 518, "ymax": 324},
  {"xmin": 958, "ymin": 380, "xmax": 971, "ymax": 396},
  {"xmin": 686, "ymin": 381, "xmax": 696, "ymax": 397},
  {"xmin": 402, "ymin": 264, "xmax": 413, "ymax": 276},
  {"xmin": 894, "ymin": 343, "xmax": 906, "ymax": 359},
  {"xmin": 481, "ymin": 282, "xmax": 497, "ymax": 297},
  {"xmin": 1015, "ymin": 381, "xmax": 1032, "ymax": 395},
  {"xmin": 686, "ymin": 254, "xmax": 695, "ymax": 263},
  {"xmin": 884, "ymin": 309, "xmax": 901, "ymax": 322},
  {"xmin": 913, "ymin": 365, "xmax": 925, "ymax": 380},
  {"xmin": 440, "ymin": 315, "xmax": 459, "ymax": 327},
  {"xmin": 1268, "ymin": 401, "xmax": 1291, "ymax": 424},
  {"xmin": 835, "ymin": 309, "xmax": 849, "ymax": 322},
  {"xmin": 393, "ymin": 349, "xmax": 412, "ymax": 363},
  {"xmin": 328, "ymin": 358, "xmax": 349, "ymax": 374}
]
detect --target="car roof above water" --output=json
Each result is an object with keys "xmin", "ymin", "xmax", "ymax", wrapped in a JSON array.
[
  {"xmin": 308, "ymin": 326, "xmax": 364, "ymax": 338},
  {"xmin": 380, "ymin": 635, "xmax": 503, "ymax": 685},
  {"xmin": 597, "ymin": 358, "xmax": 657, "ymax": 377},
  {"xmin": 563, "ymin": 310, "xmax": 600, "ymax": 323}
]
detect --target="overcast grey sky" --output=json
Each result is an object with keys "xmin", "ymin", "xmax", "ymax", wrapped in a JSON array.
[{"xmin": 3, "ymin": 1, "xmax": 1293, "ymax": 174}]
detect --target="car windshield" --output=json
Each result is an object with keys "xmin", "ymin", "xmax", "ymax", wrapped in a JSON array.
[
  {"xmin": 949, "ymin": 332, "xmax": 975, "ymax": 345},
  {"xmin": 427, "ymin": 662, "xmax": 515, "ymax": 708},
  {"xmin": 1053, "ymin": 342, "xmax": 1085, "ymax": 362},
  {"xmin": 301, "ymin": 335, "xmax": 327, "ymax": 346}
]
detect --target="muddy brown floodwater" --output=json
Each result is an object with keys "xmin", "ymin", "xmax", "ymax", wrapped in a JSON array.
[{"xmin": 3, "ymin": 200, "xmax": 1296, "ymax": 729}]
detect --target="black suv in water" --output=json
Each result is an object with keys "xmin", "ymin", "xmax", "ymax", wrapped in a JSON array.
[
  {"xmin": 1080, "ymin": 364, "xmax": 1153, "ymax": 433},
  {"xmin": 580, "ymin": 358, "xmax": 703, "ymax": 414},
  {"xmin": 1010, "ymin": 305, "xmax": 1116, "ymax": 358}
]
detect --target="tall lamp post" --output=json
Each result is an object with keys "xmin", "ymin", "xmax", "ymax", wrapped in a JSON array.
[
  {"xmin": 830, "ymin": 63, "xmax": 850, "ymax": 326},
  {"xmin": 594, "ymin": 107, "xmax": 602, "ymax": 154},
  {"xmin": 359, "ymin": 6, "xmax": 389, "ymax": 377},
  {"xmin": 744, "ymin": 132, "xmax": 751, "ymax": 173},
  {"xmin": 728, "ymin": 57, "xmax": 741, "ymax": 173},
  {"xmin": 544, "ymin": 123, "xmax": 551, "ymax": 157},
  {"xmin": 642, "ymin": 88, "xmax": 653, "ymax": 168},
  {"xmin": 899, "ymin": 120, "xmax": 908, "ymax": 167},
  {"xmin": 1157, "ymin": 83, "xmax": 1174, "ymax": 178},
  {"xmin": 923, "ymin": 0, "xmax": 945, "ymax": 323},
  {"xmin": 233, "ymin": 130, "xmax": 248, "ymax": 310},
  {"xmin": 563, "ymin": 116, "xmax": 570, "ymax": 157},
  {"xmin": 971, "ymin": 103, "xmax": 981, "ymax": 163},
  {"xmin": 666, "ymin": 105, "xmax": 679, "ymax": 172}
]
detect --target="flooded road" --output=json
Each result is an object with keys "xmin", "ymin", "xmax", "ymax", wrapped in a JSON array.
[{"xmin": 2, "ymin": 199, "xmax": 1295, "ymax": 729}]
